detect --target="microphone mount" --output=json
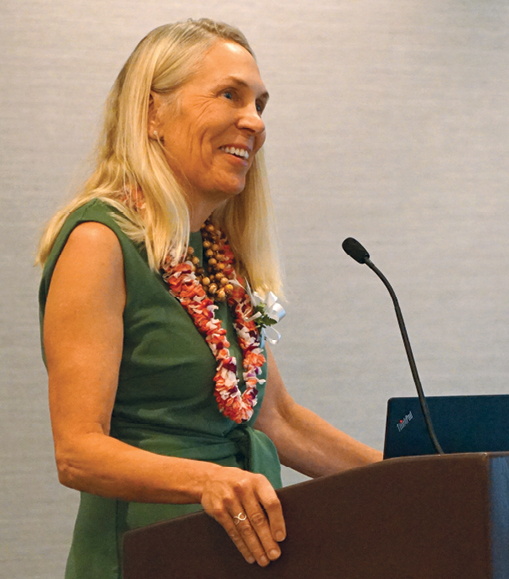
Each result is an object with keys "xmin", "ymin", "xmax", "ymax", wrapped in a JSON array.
[{"xmin": 342, "ymin": 237, "xmax": 444, "ymax": 455}]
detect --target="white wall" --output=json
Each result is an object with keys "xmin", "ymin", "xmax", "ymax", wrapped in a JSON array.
[{"xmin": 2, "ymin": 1, "xmax": 509, "ymax": 576}]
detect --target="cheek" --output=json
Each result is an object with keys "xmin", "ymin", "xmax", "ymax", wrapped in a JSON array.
[
  {"xmin": 255, "ymin": 130, "xmax": 267, "ymax": 154},
  {"xmin": 191, "ymin": 124, "xmax": 219, "ymax": 162}
]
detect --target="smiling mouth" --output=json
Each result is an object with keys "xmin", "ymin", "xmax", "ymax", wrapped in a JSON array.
[{"xmin": 220, "ymin": 146, "xmax": 250, "ymax": 160}]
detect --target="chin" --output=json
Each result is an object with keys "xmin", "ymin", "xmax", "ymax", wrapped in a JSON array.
[{"xmin": 216, "ymin": 181, "xmax": 247, "ymax": 199}]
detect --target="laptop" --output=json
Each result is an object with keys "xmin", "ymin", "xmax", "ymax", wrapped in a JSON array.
[{"xmin": 384, "ymin": 394, "xmax": 509, "ymax": 459}]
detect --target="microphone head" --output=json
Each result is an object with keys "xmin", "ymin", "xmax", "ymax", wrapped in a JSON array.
[{"xmin": 342, "ymin": 238, "xmax": 370, "ymax": 264}]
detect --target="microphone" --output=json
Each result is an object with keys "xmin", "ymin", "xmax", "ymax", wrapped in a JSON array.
[
  {"xmin": 342, "ymin": 237, "xmax": 370, "ymax": 264},
  {"xmin": 342, "ymin": 237, "xmax": 444, "ymax": 455}
]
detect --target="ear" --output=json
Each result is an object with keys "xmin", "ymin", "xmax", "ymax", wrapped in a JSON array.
[{"xmin": 147, "ymin": 91, "xmax": 164, "ymax": 140}]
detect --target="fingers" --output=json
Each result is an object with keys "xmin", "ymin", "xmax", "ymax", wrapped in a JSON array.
[
  {"xmin": 240, "ymin": 492, "xmax": 285, "ymax": 564},
  {"xmin": 209, "ymin": 500, "xmax": 277, "ymax": 567},
  {"xmin": 220, "ymin": 511, "xmax": 258, "ymax": 565},
  {"xmin": 201, "ymin": 469, "xmax": 286, "ymax": 567},
  {"xmin": 255, "ymin": 480, "xmax": 286, "ymax": 543},
  {"xmin": 233, "ymin": 505, "xmax": 278, "ymax": 567}
]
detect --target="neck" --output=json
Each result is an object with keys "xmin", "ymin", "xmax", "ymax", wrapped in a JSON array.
[
  {"xmin": 187, "ymin": 191, "xmax": 228, "ymax": 232},
  {"xmin": 190, "ymin": 209, "xmax": 212, "ymax": 232}
]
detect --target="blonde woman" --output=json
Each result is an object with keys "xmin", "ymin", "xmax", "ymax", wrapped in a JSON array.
[{"xmin": 38, "ymin": 18, "xmax": 381, "ymax": 579}]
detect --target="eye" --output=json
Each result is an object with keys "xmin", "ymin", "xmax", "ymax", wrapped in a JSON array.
[
  {"xmin": 256, "ymin": 95, "xmax": 269, "ymax": 115},
  {"xmin": 222, "ymin": 90, "xmax": 234, "ymax": 101}
]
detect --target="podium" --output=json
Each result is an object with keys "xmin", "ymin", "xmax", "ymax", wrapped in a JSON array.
[{"xmin": 123, "ymin": 453, "xmax": 509, "ymax": 578}]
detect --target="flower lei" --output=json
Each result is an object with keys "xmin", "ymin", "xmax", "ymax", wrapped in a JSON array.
[{"xmin": 161, "ymin": 239, "xmax": 265, "ymax": 423}]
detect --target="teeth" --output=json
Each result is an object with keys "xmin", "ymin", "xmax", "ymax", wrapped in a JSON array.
[{"xmin": 222, "ymin": 146, "xmax": 249, "ymax": 160}]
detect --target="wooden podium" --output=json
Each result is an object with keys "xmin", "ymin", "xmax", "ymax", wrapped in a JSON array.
[{"xmin": 123, "ymin": 453, "xmax": 509, "ymax": 578}]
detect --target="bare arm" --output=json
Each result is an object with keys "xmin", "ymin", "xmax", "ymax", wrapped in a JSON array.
[
  {"xmin": 44, "ymin": 222, "xmax": 285, "ymax": 566},
  {"xmin": 254, "ymin": 348, "xmax": 383, "ymax": 478}
]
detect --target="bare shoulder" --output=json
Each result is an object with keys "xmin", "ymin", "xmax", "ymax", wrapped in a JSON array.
[
  {"xmin": 48, "ymin": 221, "xmax": 125, "ymax": 309},
  {"xmin": 56, "ymin": 221, "xmax": 123, "ymax": 273},
  {"xmin": 64, "ymin": 221, "xmax": 122, "ymax": 255}
]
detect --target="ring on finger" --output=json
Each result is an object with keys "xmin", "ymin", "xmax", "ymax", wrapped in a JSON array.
[{"xmin": 233, "ymin": 512, "xmax": 247, "ymax": 526}]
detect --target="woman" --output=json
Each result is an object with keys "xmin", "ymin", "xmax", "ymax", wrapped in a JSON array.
[{"xmin": 37, "ymin": 18, "xmax": 381, "ymax": 578}]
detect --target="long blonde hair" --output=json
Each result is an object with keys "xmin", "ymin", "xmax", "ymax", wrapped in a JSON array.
[{"xmin": 36, "ymin": 18, "xmax": 282, "ymax": 294}]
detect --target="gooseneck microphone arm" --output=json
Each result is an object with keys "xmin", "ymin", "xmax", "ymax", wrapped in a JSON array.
[{"xmin": 342, "ymin": 237, "xmax": 444, "ymax": 455}]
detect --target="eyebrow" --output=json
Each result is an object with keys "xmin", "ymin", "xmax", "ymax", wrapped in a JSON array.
[{"xmin": 222, "ymin": 76, "xmax": 270, "ymax": 102}]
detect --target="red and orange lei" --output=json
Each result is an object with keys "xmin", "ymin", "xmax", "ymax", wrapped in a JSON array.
[{"xmin": 162, "ymin": 251, "xmax": 265, "ymax": 423}]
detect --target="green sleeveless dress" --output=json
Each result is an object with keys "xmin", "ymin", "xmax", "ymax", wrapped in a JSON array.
[{"xmin": 39, "ymin": 199, "xmax": 282, "ymax": 579}]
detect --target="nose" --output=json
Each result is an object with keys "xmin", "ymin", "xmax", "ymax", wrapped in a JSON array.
[{"xmin": 237, "ymin": 102, "xmax": 265, "ymax": 136}]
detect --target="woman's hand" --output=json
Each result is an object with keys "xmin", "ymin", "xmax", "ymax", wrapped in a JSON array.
[{"xmin": 200, "ymin": 466, "xmax": 286, "ymax": 566}]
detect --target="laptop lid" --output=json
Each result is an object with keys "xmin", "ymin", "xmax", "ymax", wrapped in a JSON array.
[{"xmin": 384, "ymin": 394, "xmax": 509, "ymax": 459}]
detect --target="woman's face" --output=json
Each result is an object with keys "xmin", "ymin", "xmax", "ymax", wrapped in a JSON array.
[{"xmin": 151, "ymin": 40, "xmax": 268, "ymax": 208}]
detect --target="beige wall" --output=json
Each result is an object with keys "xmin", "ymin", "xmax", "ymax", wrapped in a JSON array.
[{"xmin": 3, "ymin": 0, "xmax": 509, "ymax": 576}]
